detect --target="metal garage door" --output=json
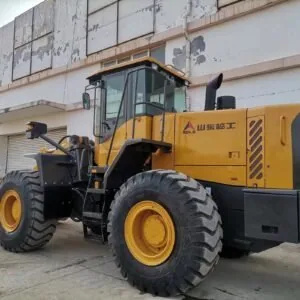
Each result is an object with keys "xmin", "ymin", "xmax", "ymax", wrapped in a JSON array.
[{"xmin": 6, "ymin": 128, "xmax": 67, "ymax": 173}]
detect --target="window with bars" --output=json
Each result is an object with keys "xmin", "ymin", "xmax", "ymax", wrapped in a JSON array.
[
  {"xmin": 87, "ymin": 0, "xmax": 155, "ymax": 55},
  {"xmin": 12, "ymin": 0, "xmax": 55, "ymax": 80}
]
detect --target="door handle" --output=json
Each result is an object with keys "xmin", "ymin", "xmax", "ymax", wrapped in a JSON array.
[{"xmin": 280, "ymin": 115, "xmax": 286, "ymax": 146}]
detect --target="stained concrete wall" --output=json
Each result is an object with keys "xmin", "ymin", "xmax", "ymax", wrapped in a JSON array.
[
  {"xmin": 166, "ymin": 0, "xmax": 300, "ymax": 76},
  {"xmin": 53, "ymin": 0, "xmax": 87, "ymax": 68},
  {"xmin": 0, "ymin": 0, "xmax": 219, "ymax": 88},
  {"xmin": 0, "ymin": 0, "xmax": 299, "ymax": 138},
  {"xmin": 87, "ymin": 0, "xmax": 155, "ymax": 55},
  {"xmin": 13, "ymin": 9, "xmax": 33, "ymax": 80},
  {"xmin": 0, "ymin": 22, "xmax": 14, "ymax": 86},
  {"xmin": 33, "ymin": 0, "xmax": 55, "ymax": 40},
  {"xmin": 31, "ymin": 0, "xmax": 55, "ymax": 73},
  {"xmin": 155, "ymin": 0, "xmax": 217, "ymax": 33}
]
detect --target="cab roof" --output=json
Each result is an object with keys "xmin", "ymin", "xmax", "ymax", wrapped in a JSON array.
[{"xmin": 87, "ymin": 56, "xmax": 190, "ymax": 85}]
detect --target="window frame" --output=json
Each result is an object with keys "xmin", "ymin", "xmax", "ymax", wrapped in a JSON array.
[
  {"xmin": 12, "ymin": 1, "xmax": 55, "ymax": 81},
  {"xmin": 103, "ymin": 71, "xmax": 127, "ymax": 121},
  {"xmin": 86, "ymin": 0, "xmax": 155, "ymax": 56},
  {"xmin": 217, "ymin": 0, "xmax": 244, "ymax": 9}
]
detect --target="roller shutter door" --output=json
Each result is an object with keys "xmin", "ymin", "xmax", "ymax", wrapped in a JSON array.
[{"xmin": 6, "ymin": 128, "xmax": 67, "ymax": 173}]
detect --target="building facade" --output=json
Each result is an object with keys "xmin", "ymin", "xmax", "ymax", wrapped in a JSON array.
[{"xmin": 0, "ymin": 0, "xmax": 298, "ymax": 176}]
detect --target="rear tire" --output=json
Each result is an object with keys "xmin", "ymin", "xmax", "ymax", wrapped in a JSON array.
[
  {"xmin": 0, "ymin": 171, "xmax": 56, "ymax": 252},
  {"xmin": 108, "ymin": 170, "xmax": 223, "ymax": 296}
]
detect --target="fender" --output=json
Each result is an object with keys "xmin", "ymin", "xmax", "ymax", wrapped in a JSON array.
[
  {"xmin": 103, "ymin": 138, "xmax": 172, "ymax": 189},
  {"xmin": 25, "ymin": 153, "xmax": 76, "ymax": 219}
]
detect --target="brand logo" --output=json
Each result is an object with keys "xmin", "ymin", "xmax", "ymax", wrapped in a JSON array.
[
  {"xmin": 183, "ymin": 121, "xmax": 196, "ymax": 134},
  {"xmin": 183, "ymin": 121, "xmax": 236, "ymax": 134}
]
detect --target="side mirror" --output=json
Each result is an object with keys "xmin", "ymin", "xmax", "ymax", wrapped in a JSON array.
[{"xmin": 82, "ymin": 92, "xmax": 91, "ymax": 110}]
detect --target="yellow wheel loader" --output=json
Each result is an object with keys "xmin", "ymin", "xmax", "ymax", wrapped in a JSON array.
[{"xmin": 1, "ymin": 57, "xmax": 300, "ymax": 296}]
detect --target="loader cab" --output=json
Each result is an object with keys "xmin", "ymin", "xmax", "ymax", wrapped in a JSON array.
[
  {"xmin": 83, "ymin": 57, "xmax": 189, "ymax": 166},
  {"xmin": 84, "ymin": 57, "xmax": 189, "ymax": 141}
]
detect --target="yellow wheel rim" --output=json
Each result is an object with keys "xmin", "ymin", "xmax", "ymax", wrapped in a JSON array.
[
  {"xmin": 125, "ymin": 200, "xmax": 175, "ymax": 266},
  {"xmin": 0, "ymin": 190, "xmax": 22, "ymax": 232}
]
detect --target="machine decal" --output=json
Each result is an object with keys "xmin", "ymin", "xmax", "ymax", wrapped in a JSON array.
[
  {"xmin": 183, "ymin": 121, "xmax": 236, "ymax": 134},
  {"xmin": 183, "ymin": 121, "xmax": 196, "ymax": 134}
]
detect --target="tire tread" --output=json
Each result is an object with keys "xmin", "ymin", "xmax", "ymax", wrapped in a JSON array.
[
  {"xmin": 107, "ymin": 170, "xmax": 223, "ymax": 296},
  {"xmin": 0, "ymin": 171, "xmax": 56, "ymax": 252}
]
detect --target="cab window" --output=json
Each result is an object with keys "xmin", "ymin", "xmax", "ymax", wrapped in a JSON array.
[{"xmin": 105, "ymin": 71, "xmax": 126, "ymax": 120}]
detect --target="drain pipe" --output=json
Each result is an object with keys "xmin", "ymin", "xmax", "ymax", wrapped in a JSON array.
[{"xmin": 183, "ymin": 0, "xmax": 192, "ymax": 111}]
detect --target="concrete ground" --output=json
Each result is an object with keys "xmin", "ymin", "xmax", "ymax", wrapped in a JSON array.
[{"xmin": 0, "ymin": 221, "xmax": 299, "ymax": 300}]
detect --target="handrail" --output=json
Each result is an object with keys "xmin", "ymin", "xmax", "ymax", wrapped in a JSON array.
[{"xmin": 105, "ymin": 69, "xmax": 135, "ymax": 166}]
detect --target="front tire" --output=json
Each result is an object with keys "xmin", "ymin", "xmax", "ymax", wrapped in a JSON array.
[
  {"xmin": 108, "ymin": 170, "xmax": 223, "ymax": 296},
  {"xmin": 0, "ymin": 171, "xmax": 56, "ymax": 252}
]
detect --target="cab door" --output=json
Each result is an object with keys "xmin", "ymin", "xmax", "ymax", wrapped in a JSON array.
[{"xmin": 94, "ymin": 71, "xmax": 127, "ymax": 166}]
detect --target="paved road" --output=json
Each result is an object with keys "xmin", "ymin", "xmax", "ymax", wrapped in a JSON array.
[{"xmin": 0, "ymin": 221, "xmax": 299, "ymax": 300}]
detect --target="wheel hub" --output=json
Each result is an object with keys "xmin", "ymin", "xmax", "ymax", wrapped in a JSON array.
[
  {"xmin": 142, "ymin": 214, "xmax": 166, "ymax": 248},
  {"xmin": 125, "ymin": 200, "xmax": 175, "ymax": 266},
  {"xmin": 0, "ymin": 190, "xmax": 22, "ymax": 232}
]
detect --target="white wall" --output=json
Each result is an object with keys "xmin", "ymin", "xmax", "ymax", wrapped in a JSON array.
[
  {"xmin": 0, "ymin": 108, "xmax": 94, "ymax": 138},
  {"xmin": 0, "ymin": 22, "xmax": 14, "ymax": 86},
  {"xmin": 190, "ymin": 67, "xmax": 300, "ymax": 111},
  {"xmin": 0, "ymin": 0, "xmax": 299, "ymax": 136},
  {"xmin": 166, "ymin": 0, "xmax": 300, "ymax": 76},
  {"xmin": 155, "ymin": 0, "xmax": 217, "ymax": 33},
  {"xmin": 53, "ymin": 0, "xmax": 87, "ymax": 68},
  {"xmin": 0, "ymin": 64, "xmax": 99, "ymax": 109},
  {"xmin": 66, "ymin": 109, "xmax": 94, "ymax": 139},
  {"xmin": 0, "ymin": 111, "xmax": 67, "ymax": 136}
]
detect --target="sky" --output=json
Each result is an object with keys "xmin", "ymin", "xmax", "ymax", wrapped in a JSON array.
[{"xmin": 0, "ymin": 0, "xmax": 44, "ymax": 27}]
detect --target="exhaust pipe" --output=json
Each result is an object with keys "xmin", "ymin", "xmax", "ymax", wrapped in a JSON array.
[{"xmin": 204, "ymin": 73, "xmax": 223, "ymax": 111}]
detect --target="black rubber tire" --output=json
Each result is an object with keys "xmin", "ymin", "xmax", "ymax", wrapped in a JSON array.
[
  {"xmin": 221, "ymin": 246, "xmax": 250, "ymax": 259},
  {"xmin": 0, "ymin": 171, "xmax": 56, "ymax": 252},
  {"xmin": 108, "ymin": 170, "xmax": 223, "ymax": 296}
]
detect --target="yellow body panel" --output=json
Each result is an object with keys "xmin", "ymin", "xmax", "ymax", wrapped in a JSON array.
[
  {"xmin": 95, "ymin": 116, "xmax": 152, "ymax": 167},
  {"xmin": 175, "ymin": 165, "xmax": 246, "ymax": 186},
  {"xmin": 126, "ymin": 116, "xmax": 153, "ymax": 140},
  {"xmin": 152, "ymin": 114, "xmax": 175, "ymax": 170},
  {"xmin": 96, "ymin": 103, "xmax": 300, "ymax": 190},
  {"xmin": 94, "ymin": 121, "xmax": 126, "ymax": 166},
  {"xmin": 257, "ymin": 105, "xmax": 296, "ymax": 189},
  {"xmin": 175, "ymin": 109, "xmax": 247, "ymax": 167}
]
